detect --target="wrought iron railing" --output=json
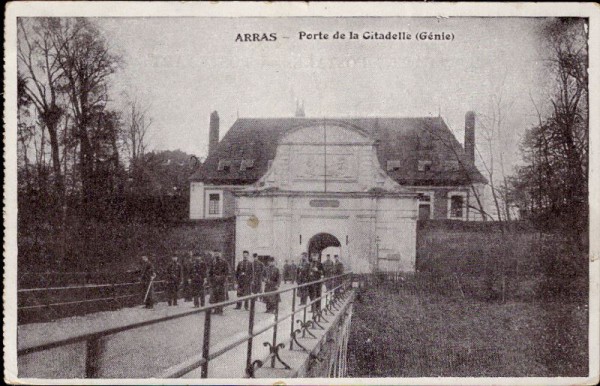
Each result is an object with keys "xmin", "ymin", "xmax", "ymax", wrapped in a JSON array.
[{"xmin": 17, "ymin": 272, "xmax": 356, "ymax": 378}]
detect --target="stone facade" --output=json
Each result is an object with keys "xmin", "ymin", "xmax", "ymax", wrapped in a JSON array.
[
  {"xmin": 234, "ymin": 123, "xmax": 417, "ymax": 273},
  {"xmin": 190, "ymin": 114, "xmax": 487, "ymax": 272}
]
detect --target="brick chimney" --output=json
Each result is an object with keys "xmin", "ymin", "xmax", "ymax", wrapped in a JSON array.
[
  {"xmin": 208, "ymin": 111, "xmax": 219, "ymax": 156},
  {"xmin": 464, "ymin": 111, "xmax": 475, "ymax": 164}
]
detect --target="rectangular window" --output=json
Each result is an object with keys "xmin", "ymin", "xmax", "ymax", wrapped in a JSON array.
[
  {"xmin": 208, "ymin": 193, "xmax": 220, "ymax": 215},
  {"xmin": 217, "ymin": 160, "xmax": 231, "ymax": 172},
  {"xmin": 418, "ymin": 160, "xmax": 432, "ymax": 172},
  {"xmin": 267, "ymin": 160, "xmax": 273, "ymax": 169},
  {"xmin": 240, "ymin": 159, "xmax": 255, "ymax": 171},
  {"xmin": 449, "ymin": 195, "xmax": 464, "ymax": 218},
  {"xmin": 417, "ymin": 191, "xmax": 434, "ymax": 220},
  {"xmin": 386, "ymin": 160, "xmax": 401, "ymax": 171}
]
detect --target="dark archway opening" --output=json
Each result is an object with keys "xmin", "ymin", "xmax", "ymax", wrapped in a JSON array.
[{"xmin": 308, "ymin": 233, "xmax": 341, "ymax": 262}]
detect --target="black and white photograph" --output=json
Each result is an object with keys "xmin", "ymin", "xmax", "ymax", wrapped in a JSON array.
[{"xmin": 3, "ymin": 2, "xmax": 599, "ymax": 384}]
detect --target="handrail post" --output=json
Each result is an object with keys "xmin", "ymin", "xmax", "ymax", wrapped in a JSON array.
[
  {"xmin": 246, "ymin": 297, "xmax": 256, "ymax": 371},
  {"xmin": 290, "ymin": 288, "xmax": 296, "ymax": 350},
  {"xmin": 271, "ymin": 297, "xmax": 279, "ymax": 368},
  {"xmin": 302, "ymin": 304, "xmax": 307, "ymax": 338},
  {"xmin": 201, "ymin": 309, "xmax": 212, "ymax": 378},
  {"xmin": 85, "ymin": 337, "xmax": 103, "ymax": 378}
]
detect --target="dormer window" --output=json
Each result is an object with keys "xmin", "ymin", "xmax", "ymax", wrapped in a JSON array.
[
  {"xmin": 267, "ymin": 160, "xmax": 274, "ymax": 169},
  {"xmin": 386, "ymin": 160, "xmax": 401, "ymax": 171},
  {"xmin": 444, "ymin": 160, "xmax": 461, "ymax": 171},
  {"xmin": 418, "ymin": 160, "xmax": 432, "ymax": 172},
  {"xmin": 240, "ymin": 159, "xmax": 255, "ymax": 171},
  {"xmin": 217, "ymin": 160, "xmax": 231, "ymax": 172}
]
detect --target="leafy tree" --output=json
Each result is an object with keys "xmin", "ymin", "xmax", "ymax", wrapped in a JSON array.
[{"xmin": 511, "ymin": 18, "xmax": 588, "ymax": 247}]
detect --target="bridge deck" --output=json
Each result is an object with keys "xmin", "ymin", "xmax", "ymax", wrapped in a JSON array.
[{"xmin": 17, "ymin": 283, "xmax": 332, "ymax": 378}]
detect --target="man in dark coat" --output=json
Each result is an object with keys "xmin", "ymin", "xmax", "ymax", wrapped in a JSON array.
[
  {"xmin": 334, "ymin": 255, "xmax": 344, "ymax": 294},
  {"xmin": 191, "ymin": 253, "xmax": 208, "ymax": 308},
  {"xmin": 235, "ymin": 250, "xmax": 254, "ymax": 310},
  {"xmin": 251, "ymin": 253, "xmax": 265, "ymax": 295},
  {"xmin": 289, "ymin": 260, "xmax": 298, "ymax": 283},
  {"xmin": 322, "ymin": 254, "xmax": 335, "ymax": 291},
  {"xmin": 182, "ymin": 253, "xmax": 194, "ymax": 302},
  {"xmin": 140, "ymin": 256, "xmax": 156, "ymax": 309},
  {"xmin": 308, "ymin": 252, "xmax": 324, "ymax": 313},
  {"xmin": 296, "ymin": 253, "xmax": 310, "ymax": 305},
  {"xmin": 282, "ymin": 260, "xmax": 290, "ymax": 283},
  {"xmin": 166, "ymin": 256, "xmax": 182, "ymax": 306},
  {"xmin": 264, "ymin": 257, "xmax": 281, "ymax": 313},
  {"xmin": 209, "ymin": 252, "xmax": 230, "ymax": 314}
]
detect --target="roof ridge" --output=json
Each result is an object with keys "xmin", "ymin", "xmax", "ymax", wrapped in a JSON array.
[{"xmin": 234, "ymin": 116, "xmax": 442, "ymax": 119}]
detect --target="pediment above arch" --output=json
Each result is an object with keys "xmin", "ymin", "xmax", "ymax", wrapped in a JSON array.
[
  {"xmin": 280, "ymin": 123, "xmax": 374, "ymax": 145},
  {"xmin": 249, "ymin": 123, "xmax": 407, "ymax": 194}
]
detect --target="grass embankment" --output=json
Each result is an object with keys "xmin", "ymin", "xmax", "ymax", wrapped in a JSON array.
[
  {"xmin": 348, "ymin": 224, "xmax": 588, "ymax": 377},
  {"xmin": 347, "ymin": 280, "xmax": 588, "ymax": 377}
]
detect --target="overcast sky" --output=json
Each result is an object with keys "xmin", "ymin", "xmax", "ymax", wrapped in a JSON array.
[{"xmin": 97, "ymin": 17, "xmax": 551, "ymax": 174}]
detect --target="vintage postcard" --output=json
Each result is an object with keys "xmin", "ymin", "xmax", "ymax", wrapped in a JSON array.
[{"xmin": 3, "ymin": 1, "xmax": 599, "ymax": 385}]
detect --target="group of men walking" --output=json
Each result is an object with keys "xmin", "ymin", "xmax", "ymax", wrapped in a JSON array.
[
  {"xmin": 140, "ymin": 251, "xmax": 231, "ymax": 313},
  {"xmin": 140, "ymin": 250, "xmax": 344, "ymax": 315}
]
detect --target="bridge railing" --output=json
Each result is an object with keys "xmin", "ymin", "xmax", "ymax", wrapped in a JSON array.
[
  {"xmin": 17, "ymin": 279, "xmax": 172, "ymax": 323},
  {"xmin": 17, "ymin": 272, "xmax": 357, "ymax": 379}
]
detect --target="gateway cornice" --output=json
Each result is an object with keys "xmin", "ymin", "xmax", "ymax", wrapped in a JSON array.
[{"xmin": 234, "ymin": 189, "xmax": 418, "ymax": 199}]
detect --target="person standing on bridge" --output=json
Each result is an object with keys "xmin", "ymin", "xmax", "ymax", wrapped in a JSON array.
[
  {"xmin": 182, "ymin": 252, "xmax": 193, "ymax": 302},
  {"xmin": 235, "ymin": 250, "xmax": 254, "ymax": 310},
  {"xmin": 289, "ymin": 259, "xmax": 298, "ymax": 283},
  {"xmin": 308, "ymin": 252, "xmax": 324, "ymax": 313},
  {"xmin": 191, "ymin": 253, "xmax": 208, "ymax": 308},
  {"xmin": 334, "ymin": 255, "xmax": 344, "ymax": 294},
  {"xmin": 209, "ymin": 252, "xmax": 229, "ymax": 314},
  {"xmin": 282, "ymin": 260, "xmax": 291, "ymax": 283},
  {"xmin": 166, "ymin": 256, "xmax": 182, "ymax": 306},
  {"xmin": 323, "ymin": 254, "xmax": 335, "ymax": 292},
  {"xmin": 296, "ymin": 253, "xmax": 310, "ymax": 305},
  {"xmin": 264, "ymin": 257, "xmax": 281, "ymax": 313},
  {"xmin": 251, "ymin": 253, "xmax": 265, "ymax": 296},
  {"xmin": 140, "ymin": 255, "xmax": 156, "ymax": 309}
]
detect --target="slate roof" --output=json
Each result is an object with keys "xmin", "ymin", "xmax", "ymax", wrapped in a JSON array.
[{"xmin": 190, "ymin": 117, "xmax": 487, "ymax": 186}]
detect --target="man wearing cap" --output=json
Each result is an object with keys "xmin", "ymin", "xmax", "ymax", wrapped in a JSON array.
[
  {"xmin": 289, "ymin": 259, "xmax": 298, "ymax": 284},
  {"xmin": 251, "ymin": 253, "xmax": 265, "ymax": 295},
  {"xmin": 334, "ymin": 255, "xmax": 344, "ymax": 294},
  {"xmin": 166, "ymin": 256, "xmax": 182, "ymax": 306},
  {"xmin": 322, "ymin": 254, "xmax": 335, "ymax": 291},
  {"xmin": 140, "ymin": 256, "xmax": 156, "ymax": 309},
  {"xmin": 209, "ymin": 252, "xmax": 230, "ymax": 314},
  {"xmin": 296, "ymin": 253, "xmax": 310, "ymax": 305},
  {"xmin": 308, "ymin": 252, "xmax": 324, "ymax": 313},
  {"xmin": 182, "ymin": 252, "xmax": 194, "ymax": 302},
  {"xmin": 282, "ymin": 260, "xmax": 291, "ymax": 283},
  {"xmin": 264, "ymin": 257, "xmax": 281, "ymax": 313},
  {"xmin": 235, "ymin": 250, "xmax": 254, "ymax": 310},
  {"xmin": 191, "ymin": 252, "xmax": 209, "ymax": 308}
]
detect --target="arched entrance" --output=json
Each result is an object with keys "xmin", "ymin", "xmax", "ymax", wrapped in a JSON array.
[{"xmin": 308, "ymin": 233, "xmax": 341, "ymax": 261}]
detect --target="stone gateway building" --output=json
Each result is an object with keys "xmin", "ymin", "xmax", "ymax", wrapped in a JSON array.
[{"xmin": 190, "ymin": 112, "xmax": 486, "ymax": 273}]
